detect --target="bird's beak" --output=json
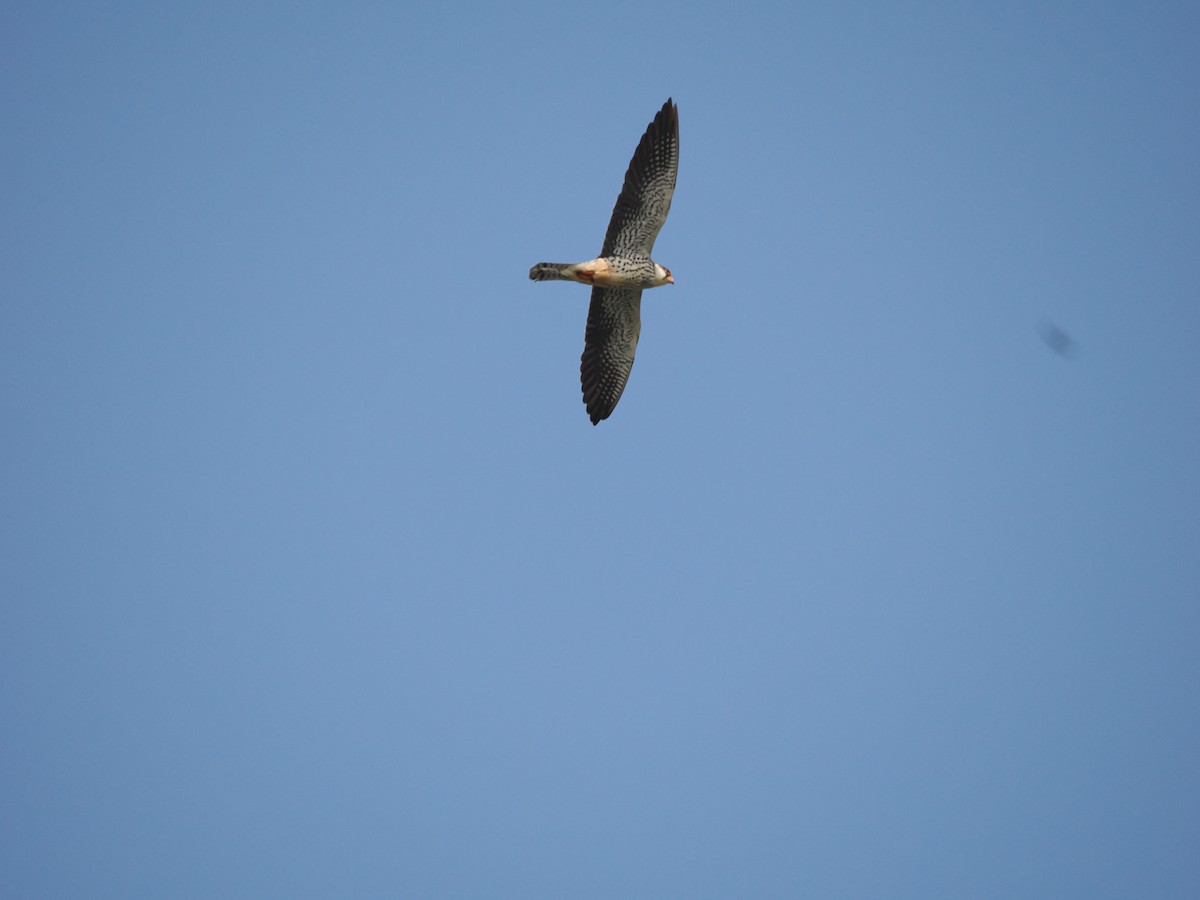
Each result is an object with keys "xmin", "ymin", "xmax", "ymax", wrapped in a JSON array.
[{"xmin": 666, "ymin": 274, "xmax": 675, "ymax": 284}]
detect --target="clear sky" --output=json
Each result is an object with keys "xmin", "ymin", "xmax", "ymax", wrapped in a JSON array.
[{"xmin": 3, "ymin": 3, "xmax": 1198, "ymax": 897}]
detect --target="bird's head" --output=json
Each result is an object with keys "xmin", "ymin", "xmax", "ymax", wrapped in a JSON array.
[{"xmin": 655, "ymin": 263, "xmax": 674, "ymax": 286}]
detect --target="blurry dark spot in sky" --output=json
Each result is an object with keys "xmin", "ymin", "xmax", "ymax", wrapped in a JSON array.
[{"xmin": 1039, "ymin": 321, "xmax": 1077, "ymax": 359}]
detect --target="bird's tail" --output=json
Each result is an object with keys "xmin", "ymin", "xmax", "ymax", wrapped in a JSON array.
[{"xmin": 529, "ymin": 262, "xmax": 575, "ymax": 282}]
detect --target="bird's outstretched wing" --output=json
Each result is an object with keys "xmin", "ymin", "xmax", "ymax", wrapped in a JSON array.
[
  {"xmin": 580, "ymin": 287, "xmax": 642, "ymax": 424},
  {"xmin": 600, "ymin": 99, "xmax": 679, "ymax": 258}
]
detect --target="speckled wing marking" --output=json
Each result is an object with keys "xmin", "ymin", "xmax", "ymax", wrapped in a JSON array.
[
  {"xmin": 580, "ymin": 287, "xmax": 642, "ymax": 424},
  {"xmin": 600, "ymin": 99, "xmax": 679, "ymax": 259}
]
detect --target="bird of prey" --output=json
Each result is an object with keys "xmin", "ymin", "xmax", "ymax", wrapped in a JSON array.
[{"xmin": 530, "ymin": 98, "xmax": 679, "ymax": 424}]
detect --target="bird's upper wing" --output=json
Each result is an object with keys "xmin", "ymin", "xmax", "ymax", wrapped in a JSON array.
[
  {"xmin": 600, "ymin": 99, "xmax": 679, "ymax": 258},
  {"xmin": 580, "ymin": 286, "xmax": 642, "ymax": 424}
]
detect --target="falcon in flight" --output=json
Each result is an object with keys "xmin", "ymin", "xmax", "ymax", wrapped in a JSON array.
[{"xmin": 530, "ymin": 98, "xmax": 679, "ymax": 424}]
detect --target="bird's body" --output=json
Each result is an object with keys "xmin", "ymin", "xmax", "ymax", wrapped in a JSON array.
[
  {"xmin": 529, "ymin": 98, "xmax": 679, "ymax": 424},
  {"xmin": 529, "ymin": 257, "xmax": 673, "ymax": 289}
]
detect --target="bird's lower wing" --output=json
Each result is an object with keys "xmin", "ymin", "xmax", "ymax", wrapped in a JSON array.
[{"xmin": 580, "ymin": 287, "xmax": 643, "ymax": 424}]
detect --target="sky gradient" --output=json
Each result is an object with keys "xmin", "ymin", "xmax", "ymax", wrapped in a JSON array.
[{"xmin": 3, "ymin": 3, "xmax": 1199, "ymax": 897}]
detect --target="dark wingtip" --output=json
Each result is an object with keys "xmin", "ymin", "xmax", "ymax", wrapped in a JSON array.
[
  {"xmin": 583, "ymin": 395, "xmax": 611, "ymax": 425},
  {"xmin": 659, "ymin": 97, "xmax": 679, "ymax": 137}
]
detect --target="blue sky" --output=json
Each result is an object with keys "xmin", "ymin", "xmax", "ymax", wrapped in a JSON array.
[{"xmin": 3, "ymin": 3, "xmax": 1198, "ymax": 897}]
